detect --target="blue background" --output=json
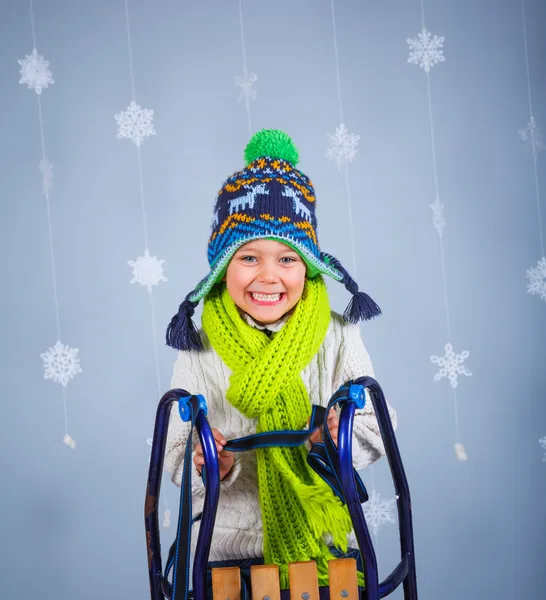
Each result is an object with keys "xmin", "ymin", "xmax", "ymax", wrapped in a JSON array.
[{"xmin": 1, "ymin": 0, "xmax": 545, "ymax": 599}]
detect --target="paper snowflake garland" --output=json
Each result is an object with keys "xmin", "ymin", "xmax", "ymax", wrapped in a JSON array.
[
  {"xmin": 115, "ymin": 100, "xmax": 156, "ymax": 147},
  {"xmin": 430, "ymin": 195, "xmax": 446, "ymax": 238},
  {"xmin": 128, "ymin": 248, "xmax": 167, "ymax": 292},
  {"xmin": 526, "ymin": 257, "xmax": 546, "ymax": 302},
  {"xmin": 519, "ymin": 116, "xmax": 544, "ymax": 157},
  {"xmin": 539, "ymin": 436, "xmax": 546, "ymax": 462},
  {"xmin": 326, "ymin": 124, "xmax": 360, "ymax": 169},
  {"xmin": 41, "ymin": 341, "xmax": 82, "ymax": 387},
  {"xmin": 430, "ymin": 342, "xmax": 471, "ymax": 388},
  {"xmin": 18, "ymin": 49, "xmax": 54, "ymax": 95},
  {"xmin": 39, "ymin": 158, "xmax": 53, "ymax": 197},
  {"xmin": 235, "ymin": 72, "xmax": 257, "ymax": 104},
  {"xmin": 363, "ymin": 489, "xmax": 396, "ymax": 536},
  {"xmin": 407, "ymin": 27, "xmax": 445, "ymax": 72}
]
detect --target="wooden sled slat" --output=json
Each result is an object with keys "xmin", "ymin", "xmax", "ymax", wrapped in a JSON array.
[
  {"xmin": 288, "ymin": 561, "xmax": 319, "ymax": 600},
  {"xmin": 211, "ymin": 566, "xmax": 241, "ymax": 600},
  {"xmin": 328, "ymin": 558, "xmax": 359, "ymax": 600},
  {"xmin": 250, "ymin": 564, "xmax": 281, "ymax": 600}
]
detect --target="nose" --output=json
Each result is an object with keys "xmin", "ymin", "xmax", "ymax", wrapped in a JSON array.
[{"xmin": 257, "ymin": 263, "xmax": 280, "ymax": 283}]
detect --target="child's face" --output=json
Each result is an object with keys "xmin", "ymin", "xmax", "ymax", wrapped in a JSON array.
[{"xmin": 225, "ymin": 239, "xmax": 307, "ymax": 326}]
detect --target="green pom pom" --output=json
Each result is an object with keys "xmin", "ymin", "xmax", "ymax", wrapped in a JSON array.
[{"xmin": 244, "ymin": 129, "xmax": 300, "ymax": 166}]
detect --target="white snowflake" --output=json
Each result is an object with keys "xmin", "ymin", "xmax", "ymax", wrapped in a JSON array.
[
  {"xmin": 63, "ymin": 434, "xmax": 76, "ymax": 449},
  {"xmin": 526, "ymin": 257, "xmax": 546, "ymax": 302},
  {"xmin": 115, "ymin": 100, "xmax": 156, "ymax": 147},
  {"xmin": 519, "ymin": 116, "xmax": 544, "ymax": 158},
  {"xmin": 326, "ymin": 124, "xmax": 360, "ymax": 169},
  {"xmin": 146, "ymin": 438, "xmax": 153, "ymax": 464},
  {"xmin": 407, "ymin": 27, "xmax": 445, "ymax": 73},
  {"xmin": 163, "ymin": 509, "xmax": 171, "ymax": 528},
  {"xmin": 18, "ymin": 48, "xmax": 54, "ymax": 95},
  {"xmin": 539, "ymin": 437, "xmax": 546, "ymax": 462},
  {"xmin": 454, "ymin": 442, "xmax": 468, "ymax": 461},
  {"xmin": 430, "ymin": 195, "xmax": 446, "ymax": 238},
  {"xmin": 39, "ymin": 158, "xmax": 53, "ymax": 197},
  {"xmin": 41, "ymin": 341, "xmax": 82, "ymax": 387},
  {"xmin": 235, "ymin": 72, "xmax": 258, "ymax": 105},
  {"xmin": 128, "ymin": 248, "xmax": 167, "ymax": 292},
  {"xmin": 430, "ymin": 342, "xmax": 471, "ymax": 388},
  {"xmin": 363, "ymin": 489, "xmax": 396, "ymax": 536}
]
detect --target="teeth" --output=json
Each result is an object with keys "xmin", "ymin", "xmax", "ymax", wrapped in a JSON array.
[{"xmin": 251, "ymin": 292, "xmax": 281, "ymax": 302}]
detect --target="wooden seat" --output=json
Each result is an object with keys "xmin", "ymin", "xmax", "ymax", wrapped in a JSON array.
[
  {"xmin": 211, "ymin": 558, "xmax": 359, "ymax": 600},
  {"xmin": 211, "ymin": 566, "xmax": 240, "ymax": 600},
  {"xmin": 250, "ymin": 564, "xmax": 281, "ymax": 600}
]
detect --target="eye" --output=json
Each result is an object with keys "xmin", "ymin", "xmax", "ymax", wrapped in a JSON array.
[
  {"xmin": 240, "ymin": 255, "xmax": 257, "ymax": 263},
  {"xmin": 280, "ymin": 256, "xmax": 298, "ymax": 264}
]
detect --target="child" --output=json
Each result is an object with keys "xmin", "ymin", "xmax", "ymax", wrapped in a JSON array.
[{"xmin": 164, "ymin": 129, "xmax": 397, "ymax": 589}]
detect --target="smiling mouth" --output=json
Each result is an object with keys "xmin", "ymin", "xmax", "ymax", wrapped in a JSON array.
[{"xmin": 248, "ymin": 292, "xmax": 286, "ymax": 306}]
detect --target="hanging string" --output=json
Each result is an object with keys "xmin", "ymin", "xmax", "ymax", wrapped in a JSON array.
[
  {"xmin": 520, "ymin": 0, "xmax": 544, "ymax": 256},
  {"xmin": 519, "ymin": 0, "xmax": 545, "ymax": 309},
  {"xmin": 236, "ymin": 0, "xmax": 255, "ymax": 138},
  {"xmin": 120, "ymin": 0, "xmax": 169, "ymax": 522},
  {"xmin": 328, "ymin": 0, "xmax": 369, "ymax": 487},
  {"xmin": 20, "ymin": 0, "xmax": 80, "ymax": 448},
  {"xmin": 408, "ymin": 0, "xmax": 470, "ymax": 460}
]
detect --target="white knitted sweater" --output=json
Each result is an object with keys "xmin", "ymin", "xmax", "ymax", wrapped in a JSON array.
[{"xmin": 164, "ymin": 310, "xmax": 397, "ymax": 562}]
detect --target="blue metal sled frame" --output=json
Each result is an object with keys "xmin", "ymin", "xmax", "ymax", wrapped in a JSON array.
[{"xmin": 145, "ymin": 376, "xmax": 418, "ymax": 600}]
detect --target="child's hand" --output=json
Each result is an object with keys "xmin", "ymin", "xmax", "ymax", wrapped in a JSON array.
[
  {"xmin": 308, "ymin": 409, "xmax": 339, "ymax": 446},
  {"xmin": 194, "ymin": 429, "xmax": 235, "ymax": 481}
]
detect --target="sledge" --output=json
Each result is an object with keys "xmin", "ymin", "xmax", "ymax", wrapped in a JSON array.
[{"xmin": 145, "ymin": 376, "xmax": 418, "ymax": 600}]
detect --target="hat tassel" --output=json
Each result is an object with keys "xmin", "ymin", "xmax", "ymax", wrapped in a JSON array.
[
  {"xmin": 165, "ymin": 298, "xmax": 203, "ymax": 352},
  {"xmin": 322, "ymin": 253, "xmax": 382, "ymax": 324},
  {"xmin": 343, "ymin": 290, "xmax": 382, "ymax": 324}
]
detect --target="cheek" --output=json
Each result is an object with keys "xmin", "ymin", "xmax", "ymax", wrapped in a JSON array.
[
  {"xmin": 286, "ymin": 267, "xmax": 306, "ymax": 295},
  {"xmin": 225, "ymin": 265, "xmax": 252, "ymax": 296}
]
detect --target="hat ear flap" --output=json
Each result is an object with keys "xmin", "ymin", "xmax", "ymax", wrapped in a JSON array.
[
  {"xmin": 166, "ymin": 297, "xmax": 203, "ymax": 351},
  {"xmin": 321, "ymin": 253, "xmax": 381, "ymax": 323}
]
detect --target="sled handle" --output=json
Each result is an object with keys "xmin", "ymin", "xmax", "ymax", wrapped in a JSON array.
[
  {"xmin": 337, "ymin": 376, "xmax": 418, "ymax": 600},
  {"xmin": 145, "ymin": 389, "xmax": 221, "ymax": 600}
]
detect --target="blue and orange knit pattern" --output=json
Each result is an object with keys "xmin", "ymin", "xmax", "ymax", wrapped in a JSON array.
[{"xmin": 208, "ymin": 157, "xmax": 319, "ymax": 266}]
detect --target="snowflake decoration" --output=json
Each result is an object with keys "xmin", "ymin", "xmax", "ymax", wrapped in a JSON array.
[
  {"xmin": 454, "ymin": 442, "xmax": 468, "ymax": 461},
  {"xmin": 407, "ymin": 27, "xmax": 445, "ymax": 73},
  {"xmin": 163, "ymin": 509, "xmax": 171, "ymax": 528},
  {"xmin": 526, "ymin": 257, "xmax": 546, "ymax": 302},
  {"xmin": 18, "ymin": 48, "xmax": 54, "ymax": 95},
  {"xmin": 539, "ymin": 437, "xmax": 546, "ymax": 462},
  {"xmin": 519, "ymin": 116, "xmax": 544, "ymax": 158},
  {"xmin": 115, "ymin": 100, "xmax": 156, "ymax": 147},
  {"xmin": 430, "ymin": 195, "xmax": 446, "ymax": 238},
  {"xmin": 326, "ymin": 124, "xmax": 360, "ymax": 169},
  {"xmin": 39, "ymin": 158, "xmax": 53, "ymax": 197},
  {"xmin": 363, "ymin": 489, "xmax": 396, "ymax": 536},
  {"xmin": 145, "ymin": 438, "xmax": 153, "ymax": 465},
  {"xmin": 128, "ymin": 248, "xmax": 167, "ymax": 292},
  {"xmin": 234, "ymin": 72, "xmax": 258, "ymax": 105},
  {"xmin": 41, "ymin": 341, "xmax": 82, "ymax": 387},
  {"xmin": 430, "ymin": 342, "xmax": 471, "ymax": 388},
  {"xmin": 64, "ymin": 434, "xmax": 76, "ymax": 449}
]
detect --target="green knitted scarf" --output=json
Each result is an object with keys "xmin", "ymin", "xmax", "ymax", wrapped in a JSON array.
[{"xmin": 202, "ymin": 277, "xmax": 354, "ymax": 588}]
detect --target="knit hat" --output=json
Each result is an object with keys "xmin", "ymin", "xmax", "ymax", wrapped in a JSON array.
[{"xmin": 166, "ymin": 129, "xmax": 381, "ymax": 351}]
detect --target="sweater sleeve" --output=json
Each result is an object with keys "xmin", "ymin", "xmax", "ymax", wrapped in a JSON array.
[
  {"xmin": 164, "ymin": 347, "xmax": 243, "ymax": 498},
  {"xmin": 334, "ymin": 321, "xmax": 398, "ymax": 471}
]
